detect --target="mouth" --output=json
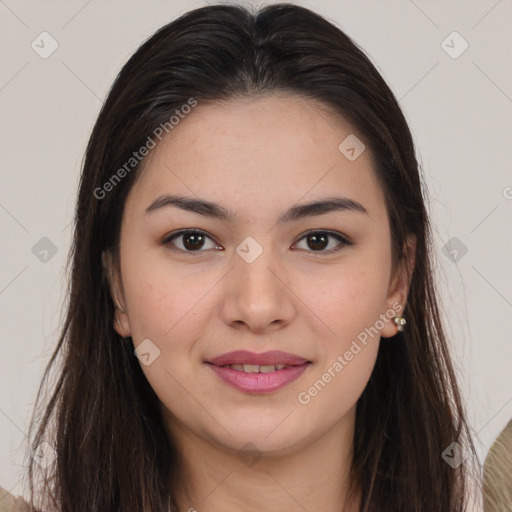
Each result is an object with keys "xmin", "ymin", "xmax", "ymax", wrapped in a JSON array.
[
  {"xmin": 205, "ymin": 350, "xmax": 311, "ymax": 393},
  {"xmin": 211, "ymin": 363, "xmax": 296, "ymax": 373},
  {"xmin": 206, "ymin": 349, "xmax": 310, "ymax": 367}
]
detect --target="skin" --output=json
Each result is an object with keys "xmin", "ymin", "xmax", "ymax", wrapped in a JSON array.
[{"xmin": 104, "ymin": 94, "xmax": 415, "ymax": 512}]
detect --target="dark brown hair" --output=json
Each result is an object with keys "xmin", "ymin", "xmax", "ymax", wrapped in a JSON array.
[{"xmin": 26, "ymin": 3, "xmax": 478, "ymax": 511}]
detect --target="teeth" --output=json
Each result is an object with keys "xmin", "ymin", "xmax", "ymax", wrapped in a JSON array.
[
  {"xmin": 243, "ymin": 364, "xmax": 260, "ymax": 373},
  {"xmin": 223, "ymin": 364, "xmax": 290, "ymax": 373}
]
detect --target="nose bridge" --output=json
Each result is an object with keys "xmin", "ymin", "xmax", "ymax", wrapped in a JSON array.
[
  {"xmin": 233, "ymin": 234, "xmax": 282, "ymax": 297},
  {"xmin": 221, "ymin": 234, "xmax": 295, "ymax": 330}
]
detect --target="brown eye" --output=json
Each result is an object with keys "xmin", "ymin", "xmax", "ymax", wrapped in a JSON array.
[
  {"xmin": 163, "ymin": 230, "xmax": 222, "ymax": 252},
  {"xmin": 293, "ymin": 230, "xmax": 351, "ymax": 253},
  {"xmin": 182, "ymin": 232, "xmax": 205, "ymax": 250},
  {"xmin": 306, "ymin": 232, "xmax": 329, "ymax": 250}
]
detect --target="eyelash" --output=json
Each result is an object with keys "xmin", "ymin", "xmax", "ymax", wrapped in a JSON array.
[{"xmin": 161, "ymin": 229, "xmax": 352, "ymax": 254}]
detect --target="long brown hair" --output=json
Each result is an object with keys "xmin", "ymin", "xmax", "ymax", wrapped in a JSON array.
[{"xmin": 25, "ymin": 3, "xmax": 478, "ymax": 511}]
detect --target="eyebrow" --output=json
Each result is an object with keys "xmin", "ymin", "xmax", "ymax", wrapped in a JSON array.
[{"xmin": 144, "ymin": 194, "xmax": 368, "ymax": 222}]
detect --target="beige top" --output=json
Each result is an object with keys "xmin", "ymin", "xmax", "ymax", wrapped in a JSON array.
[{"xmin": 0, "ymin": 487, "xmax": 31, "ymax": 512}]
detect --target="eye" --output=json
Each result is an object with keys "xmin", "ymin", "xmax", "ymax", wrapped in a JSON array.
[
  {"xmin": 162, "ymin": 229, "xmax": 351, "ymax": 254},
  {"xmin": 162, "ymin": 229, "xmax": 223, "ymax": 253},
  {"xmin": 292, "ymin": 230, "xmax": 352, "ymax": 253}
]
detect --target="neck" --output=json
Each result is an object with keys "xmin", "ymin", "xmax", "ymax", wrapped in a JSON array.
[{"xmin": 167, "ymin": 407, "xmax": 361, "ymax": 512}]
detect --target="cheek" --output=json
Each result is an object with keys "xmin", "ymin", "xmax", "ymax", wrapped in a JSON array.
[
  {"xmin": 121, "ymin": 243, "xmax": 214, "ymax": 341},
  {"xmin": 295, "ymin": 266, "xmax": 387, "ymax": 427},
  {"xmin": 119, "ymin": 251, "xmax": 214, "ymax": 407},
  {"xmin": 294, "ymin": 251, "xmax": 391, "ymax": 417},
  {"xmin": 305, "ymin": 259, "xmax": 391, "ymax": 346},
  {"xmin": 124, "ymin": 276, "xmax": 175, "ymax": 339}
]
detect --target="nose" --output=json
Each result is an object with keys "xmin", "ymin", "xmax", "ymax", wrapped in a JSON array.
[{"xmin": 220, "ymin": 239, "xmax": 297, "ymax": 334}]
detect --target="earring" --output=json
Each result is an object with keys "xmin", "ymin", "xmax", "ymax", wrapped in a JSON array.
[
  {"xmin": 116, "ymin": 316, "xmax": 125, "ymax": 337},
  {"xmin": 393, "ymin": 316, "xmax": 407, "ymax": 331}
]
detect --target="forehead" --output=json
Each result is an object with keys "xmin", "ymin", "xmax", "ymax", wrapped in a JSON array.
[{"xmin": 128, "ymin": 95, "xmax": 385, "ymax": 219}]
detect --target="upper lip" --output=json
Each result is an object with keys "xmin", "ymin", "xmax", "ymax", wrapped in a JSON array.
[{"xmin": 207, "ymin": 350, "xmax": 310, "ymax": 367}]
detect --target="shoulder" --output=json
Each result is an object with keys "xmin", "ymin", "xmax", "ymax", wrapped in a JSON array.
[{"xmin": 0, "ymin": 486, "xmax": 32, "ymax": 512}]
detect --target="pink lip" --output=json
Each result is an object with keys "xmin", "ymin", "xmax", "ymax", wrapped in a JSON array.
[
  {"xmin": 207, "ymin": 363, "xmax": 310, "ymax": 393},
  {"xmin": 207, "ymin": 350, "xmax": 309, "ymax": 367},
  {"xmin": 206, "ymin": 350, "xmax": 311, "ymax": 394}
]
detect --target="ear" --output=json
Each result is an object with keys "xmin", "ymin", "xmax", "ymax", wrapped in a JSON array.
[
  {"xmin": 380, "ymin": 234, "xmax": 416, "ymax": 338},
  {"xmin": 102, "ymin": 250, "xmax": 132, "ymax": 338}
]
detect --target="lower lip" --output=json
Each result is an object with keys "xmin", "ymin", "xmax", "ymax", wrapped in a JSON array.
[{"xmin": 206, "ymin": 363, "xmax": 310, "ymax": 393}]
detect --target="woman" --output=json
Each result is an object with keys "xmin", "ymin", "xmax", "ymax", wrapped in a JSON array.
[{"xmin": 10, "ymin": 3, "xmax": 480, "ymax": 511}]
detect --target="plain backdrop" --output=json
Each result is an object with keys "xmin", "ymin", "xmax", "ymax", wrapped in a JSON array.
[{"xmin": 1, "ymin": 0, "xmax": 511, "ymax": 503}]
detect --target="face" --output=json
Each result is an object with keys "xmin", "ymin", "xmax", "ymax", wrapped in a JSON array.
[{"xmin": 104, "ymin": 95, "xmax": 413, "ymax": 456}]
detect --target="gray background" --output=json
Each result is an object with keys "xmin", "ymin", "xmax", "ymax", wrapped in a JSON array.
[{"xmin": 1, "ymin": 0, "xmax": 511, "ymax": 504}]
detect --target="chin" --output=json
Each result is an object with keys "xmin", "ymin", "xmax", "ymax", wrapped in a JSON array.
[{"xmin": 213, "ymin": 422, "xmax": 313, "ymax": 458}]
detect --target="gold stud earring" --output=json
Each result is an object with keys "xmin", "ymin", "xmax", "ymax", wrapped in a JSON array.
[{"xmin": 393, "ymin": 316, "xmax": 407, "ymax": 331}]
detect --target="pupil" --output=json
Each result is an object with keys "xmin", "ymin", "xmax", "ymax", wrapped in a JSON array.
[
  {"xmin": 308, "ymin": 233, "xmax": 328, "ymax": 250},
  {"xmin": 183, "ymin": 233, "xmax": 204, "ymax": 250}
]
